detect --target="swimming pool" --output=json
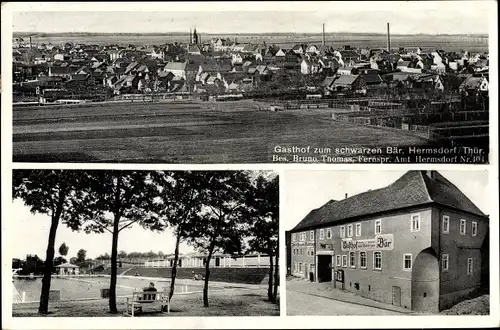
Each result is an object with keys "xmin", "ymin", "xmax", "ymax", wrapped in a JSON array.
[{"xmin": 13, "ymin": 276, "xmax": 202, "ymax": 303}]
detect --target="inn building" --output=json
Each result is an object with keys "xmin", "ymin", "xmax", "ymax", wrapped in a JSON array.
[{"xmin": 288, "ymin": 170, "xmax": 489, "ymax": 313}]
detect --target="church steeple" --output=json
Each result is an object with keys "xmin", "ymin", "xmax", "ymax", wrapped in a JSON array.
[{"xmin": 192, "ymin": 26, "xmax": 198, "ymax": 45}]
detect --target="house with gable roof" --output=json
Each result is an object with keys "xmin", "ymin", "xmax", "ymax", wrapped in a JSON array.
[{"xmin": 288, "ymin": 170, "xmax": 489, "ymax": 313}]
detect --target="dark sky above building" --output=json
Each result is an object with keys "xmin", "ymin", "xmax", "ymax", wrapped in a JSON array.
[{"xmin": 10, "ymin": 1, "xmax": 492, "ymax": 35}]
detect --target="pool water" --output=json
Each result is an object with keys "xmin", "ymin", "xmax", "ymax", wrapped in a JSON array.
[{"xmin": 13, "ymin": 276, "xmax": 201, "ymax": 302}]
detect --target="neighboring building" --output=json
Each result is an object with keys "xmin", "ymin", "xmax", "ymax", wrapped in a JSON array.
[
  {"xmin": 289, "ymin": 171, "xmax": 489, "ymax": 313},
  {"xmin": 164, "ymin": 61, "xmax": 188, "ymax": 79},
  {"xmin": 330, "ymin": 74, "xmax": 366, "ymax": 92},
  {"xmin": 459, "ymin": 76, "xmax": 489, "ymax": 94},
  {"xmin": 55, "ymin": 263, "xmax": 80, "ymax": 275}
]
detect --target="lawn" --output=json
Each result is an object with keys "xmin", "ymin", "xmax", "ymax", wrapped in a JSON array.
[
  {"xmin": 12, "ymin": 287, "xmax": 280, "ymax": 317},
  {"xmin": 125, "ymin": 266, "xmax": 272, "ymax": 284}
]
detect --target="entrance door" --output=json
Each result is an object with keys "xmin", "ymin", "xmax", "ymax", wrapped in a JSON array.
[
  {"xmin": 392, "ymin": 286, "xmax": 402, "ymax": 307},
  {"xmin": 215, "ymin": 257, "xmax": 220, "ymax": 267},
  {"xmin": 317, "ymin": 255, "xmax": 333, "ymax": 282}
]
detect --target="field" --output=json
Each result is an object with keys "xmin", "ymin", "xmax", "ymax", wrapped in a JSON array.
[
  {"xmin": 24, "ymin": 33, "xmax": 489, "ymax": 53},
  {"xmin": 13, "ymin": 100, "xmax": 430, "ymax": 163}
]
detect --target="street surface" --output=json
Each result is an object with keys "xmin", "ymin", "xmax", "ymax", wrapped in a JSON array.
[{"xmin": 286, "ymin": 289, "xmax": 404, "ymax": 316}]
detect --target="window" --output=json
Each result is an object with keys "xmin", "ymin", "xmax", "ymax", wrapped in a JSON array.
[
  {"xmin": 360, "ymin": 252, "xmax": 367, "ymax": 269},
  {"xmin": 299, "ymin": 263, "xmax": 303, "ymax": 272},
  {"xmin": 310, "ymin": 264, "xmax": 315, "ymax": 272},
  {"xmin": 460, "ymin": 219, "xmax": 467, "ymax": 235},
  {"xmin": 342, "ymin": 255, "xmax": 348, "ymax": 268},
  {"xmin": 319, "ymin": 229, "xmax": 324, "ymax": 240},
  {"xmin": 292, "ymin": 233, "xmax": 296, "ymax": 241},
  {"xmin": 340, "ymin": 226, "xmax": 345, "ymax": 238},
  {"xmin": 442, "ymin": 215, "xmax": 449, "ymax": 234},
  {"xmin": 309, "ymin": 230, "xmax": 314, "ymax": 241},
  {"xmin": 472, "ymin": 222, "xmax": 478, "ymax": 237},
  {"xmin": 336, "ymin": 255, "xmax": 341, "ymax": 267},
  {"xmin": 403, "ymin": 254, "xmax": 412, "ymax": 271},
  {"xmin": 375, "ymin": 220, "xmax": 382, "ymax": 235},
  {"xmin": 355, "ymin": 223, "xmax": 362, "ymax": 237},
  {"xmin": 467, "ymin": 258, "xmax": 473, "ymax": 275},
  {"xmin": 442, "ymin": 254, "xmax": 449, "ymax": 272},
  {"xmin": 326, "ymin": 228, "xmax": 332, "ymax": 239},
  {"xmin": 347, "ymin": 224, "xmax": 353, "ymax": 237},
  {"xmin": 411, "ymin": 214, "xmax": 421, "ymax": 232},
  {"xmin": 373, "ymin": 252, "xmax": 382, "ymax": 270},
  {"xmin": 349, "ymin": 252, "xmax": 356, "ymax": 268},
  {"xmin": 293, "ymin": 249, "xmax": 296, "ymax": 255}
]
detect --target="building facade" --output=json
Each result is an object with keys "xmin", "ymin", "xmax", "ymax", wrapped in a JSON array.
[{"xmin": 289, "ymin": 171, "xmax": 489, "ymax": 313}]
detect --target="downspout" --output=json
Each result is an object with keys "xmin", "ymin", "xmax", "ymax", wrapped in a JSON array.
[{"xmin": 437, "ymin": 206, "xmax": 442, "ymax": 312}]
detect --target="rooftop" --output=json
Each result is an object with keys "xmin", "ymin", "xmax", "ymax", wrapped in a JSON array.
[{"xmin": 291, "ymin": 170, "xmax": 486, "ymax": 232}]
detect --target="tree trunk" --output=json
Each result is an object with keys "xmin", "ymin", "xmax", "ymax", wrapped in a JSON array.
[
  {"xmin": 169, "ymin": 232, "xmax": 181, "ymax": 301},
  {"xmin": 273, "ymin": 251, "xmax": 279, "ymax": 303},
  {"xmin": 38, "ymin": 215, "xmax": 60, "ymax": 314},
  {"xmin": 108, "ymin": 215, "xmax": 120, "ymax": 314},
  {"xmin": 203, "ymin": 244, "xmax": 215, "ymax": 307},
  {"xmin": 268, "ymin": 253, "xmax": 274, "ymax": 301},
  {"xmin": 38, "ymin": 186, "xmax": 65, "ymax": 314}
]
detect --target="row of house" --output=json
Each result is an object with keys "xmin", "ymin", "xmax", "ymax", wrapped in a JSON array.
[{"xmin": 13, "ymin": 36, "xmax": 489, "ymax": 99}]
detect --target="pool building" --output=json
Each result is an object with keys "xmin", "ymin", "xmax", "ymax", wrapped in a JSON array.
[
  {"xmin": 144, "ymin": 253, "xmax": 274, "ymax": 268},
  {"xmin": 288, "ymin": 170, "xmax": 489, "ymax": 313},
  {"xmin": 55, "ymin": 262, "xmax": 80, "ymax": 275}
]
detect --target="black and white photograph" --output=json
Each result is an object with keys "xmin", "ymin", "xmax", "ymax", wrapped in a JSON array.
[
  {"xmin": 1, "ymin": 1, "xmax": 499, "ymax": 330},
  {"xmin": 284, "ymin": 170, "xmax": 490, "ymax": 315},
  {"xmin": 10, "ymin": 170, "xmax": 279, "ymax": 317},
  {"xmin": 9, "ymin": 1, "xmax": 491, "ymax": 164}
]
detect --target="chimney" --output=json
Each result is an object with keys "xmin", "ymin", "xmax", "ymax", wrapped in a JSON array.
[
  {"xmin": 322, "ymin": 23, "xmax": 326, "ymax": 46},
  {"xmin": 387, "ymin": 22, "xmax": 391, "ymax": 53},
  {"xmin": 345, "ymin": 193, "xmax": 348, "ymax": 199}
]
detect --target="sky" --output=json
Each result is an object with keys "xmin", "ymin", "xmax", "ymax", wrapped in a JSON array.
[
  {"xmin": 283, "ymin": 170, "xmax": 490, "ymax": 231},
  {"xmin": 10, "ymin": 198, "xmax": 195, "ymax": 260},
  {"xmin": 9, "ymin": 1, "xmax": 493, "ymax": 35}
]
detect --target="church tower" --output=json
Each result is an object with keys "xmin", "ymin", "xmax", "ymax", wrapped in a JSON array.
[{"xmin": 192, "ymin": 27, "xmax": 199, "ymax": 45}]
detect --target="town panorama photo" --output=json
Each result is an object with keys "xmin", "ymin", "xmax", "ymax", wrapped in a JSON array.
[{"xmin": 11, "ymin": 3, "xmax": 490, "ymax": 164}]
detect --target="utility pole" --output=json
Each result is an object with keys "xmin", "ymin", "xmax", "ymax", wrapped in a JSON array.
[{"xmin": 322, "ymin": 23, "xmax": 326, "ymax": 46}]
